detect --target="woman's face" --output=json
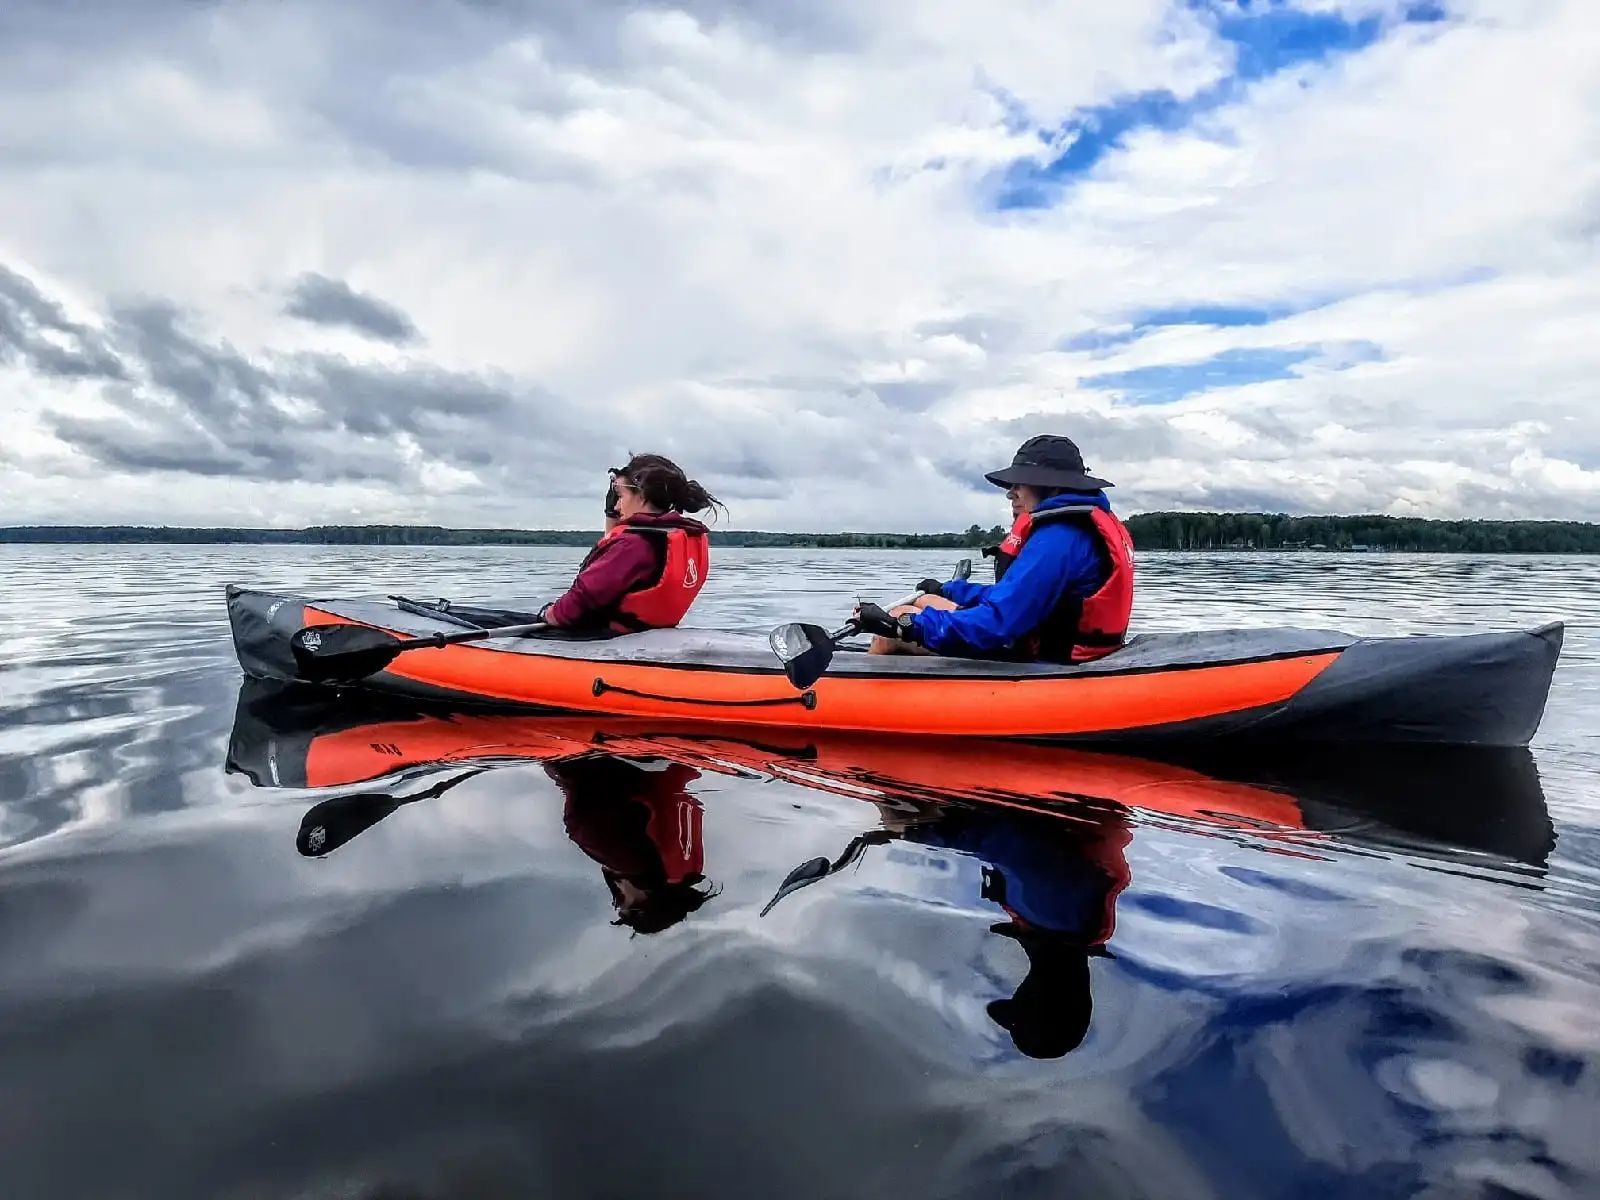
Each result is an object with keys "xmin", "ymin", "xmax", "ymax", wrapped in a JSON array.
[
  {"xmin": 613, "ymin": 473, "xmax": 650, "ymax": 518},
  {"xmin": 1009, "ymin": 483, "xmax": 1047, "ymax": 517}
]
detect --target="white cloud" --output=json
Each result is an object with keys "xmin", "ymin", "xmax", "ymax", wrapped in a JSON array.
[{"xmin": 2, "ymin": 0, "xmax": 1598, "ymax": 529}]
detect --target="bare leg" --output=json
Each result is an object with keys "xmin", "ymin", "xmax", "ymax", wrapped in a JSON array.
[{"xmin": 868, "ymin": 594, "xmax": 959, "ymax": 655}]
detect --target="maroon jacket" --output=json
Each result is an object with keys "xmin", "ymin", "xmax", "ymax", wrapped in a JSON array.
[{"xmin": 545, "ymin": 512, "xmax": 708, "ymax": 629}]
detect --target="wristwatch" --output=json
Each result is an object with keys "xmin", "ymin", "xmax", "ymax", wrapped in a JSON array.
[{"xmin": 896, "ymin": 611, "xmax": 918, "ymax": 641}]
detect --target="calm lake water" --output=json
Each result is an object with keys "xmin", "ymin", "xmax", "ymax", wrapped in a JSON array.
[{"xmin": 2, "ymin": 545, "xmax": 1599, "ymax": 1199}]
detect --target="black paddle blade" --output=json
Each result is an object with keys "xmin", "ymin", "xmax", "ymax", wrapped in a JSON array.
[
  {"xmin": 296, "ymin": 793, "xmax": 402, "ymax": 856},
  {"xmin": 296, "ymin": 770, "xmax": 485, "ymax": 856},
  {"xmin": 759, "ymin": 856, "xmax": 833, "ymax": 916},
  {"xmin": 290, "ymin": 624, "xmax": 408, "ymax": 683},
  {"xmin": 769, "ymin": 622, "xmax": 837, "ymax": 690}
]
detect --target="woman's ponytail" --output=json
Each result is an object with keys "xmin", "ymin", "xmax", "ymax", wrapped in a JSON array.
[
  {"xmin": 674, "ymin": 475, "xmax": 720, "ymax": 516},
  {"xmin": 621, "ymin": 453, "xmax": 725, "ymax": 520}
]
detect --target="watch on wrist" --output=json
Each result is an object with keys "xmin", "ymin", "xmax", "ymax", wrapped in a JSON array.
[{"xmin": 896, "ymin": 611, "xmax": 918, "ymax": 641}]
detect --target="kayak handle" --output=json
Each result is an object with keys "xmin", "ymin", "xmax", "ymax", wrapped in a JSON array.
[{"xmin": 591, "ymin": 677, "xmax": 818, "ymax": 710}]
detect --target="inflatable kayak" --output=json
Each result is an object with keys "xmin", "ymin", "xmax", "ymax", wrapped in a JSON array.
[
  {"xmin": 225, "ymin": 586, "xmax": 1563, "ymax": 746},
  {"xmin": 226, "ymin": 679, "xmax": 1555, "ymax": 870}
]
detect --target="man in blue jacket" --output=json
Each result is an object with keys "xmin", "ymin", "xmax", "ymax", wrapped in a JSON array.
[{"xmin": 857, "ymin": 435, "xmax": 1134, "ymax": 662}]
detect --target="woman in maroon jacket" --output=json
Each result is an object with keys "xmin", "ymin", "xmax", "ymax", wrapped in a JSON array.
[{"xmin": 539, "ymin": 453, "xmax": 722, "ymax": 633}]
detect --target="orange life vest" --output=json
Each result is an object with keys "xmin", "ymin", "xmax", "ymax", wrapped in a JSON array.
[
  {"xmin": 989, "ymin": 505, "xmax": 1135, "ymax": 663},
  {"xmin": 582, "ymin": 517, "xmax": 709, "ymax": 632}
]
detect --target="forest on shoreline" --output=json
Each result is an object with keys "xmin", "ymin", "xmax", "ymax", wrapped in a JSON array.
[{"xmin": 5, "ymin": 513, "xmax": 1600, "ymax": 553}]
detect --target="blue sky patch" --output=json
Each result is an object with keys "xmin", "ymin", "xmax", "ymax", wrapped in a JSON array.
[
  {"xmin": 1403, "ymin": 2, "xmax": 1450, "ymax": 23},
  {"xmin": 1134, "ymin": 302, "xmax": 1286, "ymax": 329},
  {"xmin": 994, "ymin": 87, "xmax": 1213, "ymax": 209},
  {"xmin": 1058, "ymin": 327, "xmax": 1142, "ymax": 354},
  {"xmin": 995, "ymin": 1, "xmax": 1450, "ymax": 210},
  {"xmin": 1060, "ymin": 299, "xmax": 1316, "ymax": 355},
  {"xmin": 1081, "ymin": 346, "xmax": 1315, "ymax": 404},
  {"xmin": 1208, "ymin": 1, "xmax": 1384, "ymax": 82}
]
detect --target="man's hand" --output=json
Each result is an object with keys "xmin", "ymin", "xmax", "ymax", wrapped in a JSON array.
[
  {"xmin": 916, "ymin": 578, "xmax": 944, "ymax": 596},
  {"xmin": 853, "ymin": 602, "xmax": 920, "ymax": 643}
]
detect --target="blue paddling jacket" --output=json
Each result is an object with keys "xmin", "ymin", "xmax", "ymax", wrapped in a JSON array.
[{"xmin": 912, "ymin": 492, "xmax": 1114, "ymax": 658}]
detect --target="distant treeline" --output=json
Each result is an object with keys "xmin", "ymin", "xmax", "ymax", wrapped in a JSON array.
[
  {"xmin": 1126, "ymin": 512, "xmax": 1600, "ymax": 553},
  {"xmin": 0, "ymin": 524, "xmax": 1008, "ymax": 548},
  {"xmin": 3, "ymin": 515, "xmax": 1599, "ymax": 553}
]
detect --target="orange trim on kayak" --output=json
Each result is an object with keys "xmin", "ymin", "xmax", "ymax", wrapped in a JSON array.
[
  {"xmin": 305, "ymin": 721, "xmax": 584, "ymax": 789},
  {"xmin": 301, "ymin": 607, "xmax": 1338, "ymax": 737}
]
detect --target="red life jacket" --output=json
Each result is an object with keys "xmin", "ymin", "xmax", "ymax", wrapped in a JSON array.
[
  {"xmin": 987, "ymin": 505, "xmax": 1135, "ymax": 663},
  {"xmin": 580, "ymin": 515, "xmax": 709, "ymax": 632},
  {"xmin": 558, "ymin": 759, "xmax": 705, "ymax": 884},
  {"xmin": 991, "ymin": 514, "xmax": 1030, "ymax": 573},
  {"xmin": 643, "ymin": 784, "xmax": 705, "ymax": 884}
]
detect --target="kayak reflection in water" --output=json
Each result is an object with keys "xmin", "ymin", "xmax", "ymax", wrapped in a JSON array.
[
  {"xmin": 766, "ymin": 798, "xmax": 1132, "ymax": 1059},
  {"xmin": 544, "ymin": 754, "xmax": 722, "ymax": 935}
]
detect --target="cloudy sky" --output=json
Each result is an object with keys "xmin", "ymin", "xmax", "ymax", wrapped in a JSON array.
[{"xmin": 2, "ymin": 0, "xmax": 1597, "ymax": 531}]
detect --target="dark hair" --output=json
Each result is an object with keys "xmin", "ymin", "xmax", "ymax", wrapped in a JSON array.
[
  {"xmin": 604, "ymin": 872, "xmax": 722, "ymax": 935},
  {"xmin": 619, "ymin": 453, "xmax": 724, "ymax": 519}
]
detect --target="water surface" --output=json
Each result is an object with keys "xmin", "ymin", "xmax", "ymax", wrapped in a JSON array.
[{"xmin": 2, "ymin": 546, "xmax": 1598, "ymax": 1199}]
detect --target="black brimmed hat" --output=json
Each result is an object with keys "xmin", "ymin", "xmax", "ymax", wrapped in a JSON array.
[{"xmin": 984, "ymin": 435, "xmax": 1112, "ymax": 491}]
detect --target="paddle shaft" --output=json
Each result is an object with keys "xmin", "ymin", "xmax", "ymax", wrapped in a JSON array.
[
  {"xmin": 292, "ymin": 614, "xmax": 554, "ymax": 684},
  {"xmin": 402, "ymin": 619, "xmax": 548, "ymax": 650}
]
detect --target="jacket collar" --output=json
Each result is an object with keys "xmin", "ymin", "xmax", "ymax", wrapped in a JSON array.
[{"xmin": 1034, "ymin": 490, "xmax": 1110, "ymax": 515}]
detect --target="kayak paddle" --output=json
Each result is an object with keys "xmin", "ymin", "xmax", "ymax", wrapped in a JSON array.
[
  {"xmin": 769, "ymin": 557, "xmax": 973, "ymax": 690},
  {"xmin": 758, "ymin": 856, "xmax": 832, "ymax": 915},
  {"xmin": 290, "ymin": 619, "xmax": 548, "ymax": 684},
  {"xmin": 770, "ymin": 620, "xmax": 858, "ymax": 690},
  {"xmin": 297, "ymin": 770, "xmax": 486, "ymax": 856},
  {"xmin": 759, "ymin": 832, "xmax": 888, "ymax": 915}
]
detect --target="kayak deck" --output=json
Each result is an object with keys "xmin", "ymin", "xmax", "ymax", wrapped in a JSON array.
[{"xmin": 225, "ymin": 586, "xmax": 1563, "ymax": 746}]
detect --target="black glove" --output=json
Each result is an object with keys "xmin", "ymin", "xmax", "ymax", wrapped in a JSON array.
[
  {"xmin": 854, "ymin": 602, "xmax": 898, "ymax": 638},
  {"xmin": 604, "ymin": 481, "xmax": 621, "ymax": 519},
  {"xmin": 916, "ymin": 578, "xmax": 944, "ymax": 596},
  {"xmin": 855, "ymin": 602, "xmax": 920, "ymax": 643}
]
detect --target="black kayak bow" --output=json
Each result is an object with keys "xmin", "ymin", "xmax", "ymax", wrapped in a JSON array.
[{"xmin": 291, "ymin": 619, "xmax": 548, "ymax": 684}]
